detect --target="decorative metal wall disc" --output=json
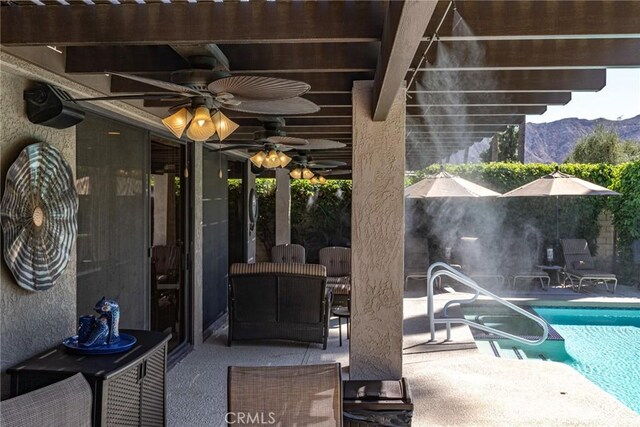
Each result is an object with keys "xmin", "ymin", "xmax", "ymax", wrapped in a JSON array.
[{"xmin": 1, "ymin": 142, "xmax": 78, "ymax": 292}]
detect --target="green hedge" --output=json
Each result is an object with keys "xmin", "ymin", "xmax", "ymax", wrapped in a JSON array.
[{"xmin": 231, "ymin": 162, "xmax": 639, "ymax": 282}]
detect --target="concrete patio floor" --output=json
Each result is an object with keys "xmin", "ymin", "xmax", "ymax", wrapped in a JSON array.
[{"xmin": 169, "ymin": 281, "xmax": 640, "ymax": 426}]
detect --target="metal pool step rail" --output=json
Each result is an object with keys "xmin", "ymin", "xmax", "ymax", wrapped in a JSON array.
[{"xmin": 427, "ymin": 262, "xmax": 549, "ymax": 345}]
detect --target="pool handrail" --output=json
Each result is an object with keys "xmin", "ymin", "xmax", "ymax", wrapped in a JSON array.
[{"xmin": 427, "ymin": 262, "xmax": 549, "ymax": 346}]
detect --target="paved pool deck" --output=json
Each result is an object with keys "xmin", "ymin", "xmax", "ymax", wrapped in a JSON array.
[{"xmin": 168, "ymin": 282, "xmax": 640, "ymax": 426}]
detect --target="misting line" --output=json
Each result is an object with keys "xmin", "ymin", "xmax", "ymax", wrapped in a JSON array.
[{"xmin": 406, "ymin": 0, "xmax": 455, "ymax": 98}]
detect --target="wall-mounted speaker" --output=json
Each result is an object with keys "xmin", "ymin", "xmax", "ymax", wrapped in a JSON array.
[{"xmin": 24, "ymin": 83, "xmax": 85, "ymax": 129}]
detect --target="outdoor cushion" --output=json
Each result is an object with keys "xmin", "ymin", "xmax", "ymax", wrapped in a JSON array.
[
  {"xmin": 327, "ymin": 282, "xmax": 350, "ymax": 296},
  {"xmin": 271, "ymin": 244, "xmax": 306, "ymax": 264},
  {"xmin": 326, "ymin": 275, "xmax": 350, "ymax": 285},
  {"xmin": 566, "ymin": 269, "xmax": 617, "ymax": 279}
]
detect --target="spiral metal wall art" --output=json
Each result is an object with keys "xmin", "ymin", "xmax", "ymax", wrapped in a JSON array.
[{"xmin": 1, "ymin": 142, "xmax": 78, "ymax": 292}]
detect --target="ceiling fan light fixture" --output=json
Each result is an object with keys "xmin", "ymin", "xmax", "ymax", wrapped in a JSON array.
[
  {"xmin": 250, "ymin": 151, "xmax": 267, "ymax": 168},
  {"xmin": 211, "ymin": 110, "xmax": 239, "ymax": 141},
  {"xmin": 302, "ymin": 168, "xmax": 314, "ymax": 180},
  {"xmin": 162, "ymin": 107, "xmax": 193, "ymax": 139},
  {"xmin": 290, "ymin": 168, "xmax": 302, "ymax": 179},
  {"xmin": 318, "ymin": 176, "xmax": 327, "ymax": 184},
  {"xmin": 278, "ymin": 151, "xmax": 292, "ymax": 168},
  {"xmin": 309, "ymin": 177, "xmax": 319, "ymax": 185}
]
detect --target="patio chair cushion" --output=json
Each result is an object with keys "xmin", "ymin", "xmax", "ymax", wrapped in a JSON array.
[
  {"xmin": 271, "ymin": 244, "xmax": 306, "ymax": 264},
  {"xmin": 319, "ymin": 247, "xmax": 351, "ymax": 277},
  {"xmin": 227, "ymin": 363, "xmax": 342, "ymax": 427},
  {"xmin": 565, "ymin": 268, "xmax": 616, "ymax": 279},
  {"xmin": 0, "ymin": 373, "xmax": 92, "ymax": 427},
  {"xmin": 327, "ymin": 282, "xmax": 350, "ymax": 296}
]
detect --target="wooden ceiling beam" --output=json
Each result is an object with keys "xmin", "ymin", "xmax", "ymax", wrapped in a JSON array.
[
  {"xmin": 407, "ymin": 124, "xmax": 508, "ymax": 133},
  {"xmin": 407, "ymin": 115, "xmax": 525, "ymax": 125},
  {"xmin": 224, "ymin": 107, "xmax": 352, "ymax": 119},
  {"xmin": 66, "ymin": 43, "xmax": 380, "ymax": 74},
  {"xmin": 218, "ymin": 43, "xmax": 379, "ymax": 73},
  {"xmin": 110, "ymin": 72, "xmax": 374, "ymax": 94},
  {"xmin": 65, "ymin": 45, "xmax": 189, "ymax": 73},
  {"xmin": 408, "ymin": 69, "xmax": 606, "ymax": 92},
  {"xmin": 414, "ymin": 38, "xmax": 640, "ymax": 70},
  {"xmin": 424, "ymin": 1, "xmax": 640, "ymax": 39},
  {"xmin": 232, "ymin": 117, "xmax": 353, "ymax": 127},
  {"xmin": 1, "ymin": 2, "xmax": 386, "ymax": 46},
  {"xmin": 407, "ymin": 92, "xmax": 571, "ymax": 106},
  {"xmin": 372, "ymin": 0, "xmax": 437, "ymax": 120},
  {"xmin": 143, "ymin": 93, "xmax": 355, "ymax": 109},
  {"xmin": 406, "ymin": 105, "xmax": 546, "ymax": 116}
]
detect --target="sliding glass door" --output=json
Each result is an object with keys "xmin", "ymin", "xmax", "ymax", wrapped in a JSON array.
[{"xmin": 150, "ymin": 139, "xmax": 188, "ymax": 352}]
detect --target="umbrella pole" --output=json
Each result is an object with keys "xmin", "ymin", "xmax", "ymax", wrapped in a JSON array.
[{"xmin": 556, "ymin": 196, "xmax": 560, "ymax": 243}]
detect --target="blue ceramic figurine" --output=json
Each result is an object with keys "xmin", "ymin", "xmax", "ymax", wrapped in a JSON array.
[{"xmin": 77, "ymin": 297, "xmax": 120, "ymax": 347}]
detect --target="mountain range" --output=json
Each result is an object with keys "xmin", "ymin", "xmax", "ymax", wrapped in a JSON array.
[{"xmin": 453, "ymin": 114, "xmax": 640, "ymax": 164}]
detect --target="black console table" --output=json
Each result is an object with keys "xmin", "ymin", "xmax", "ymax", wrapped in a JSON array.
[{"xmin": 7, "ymin": 329, "xmax": 171, "ymax": 427}]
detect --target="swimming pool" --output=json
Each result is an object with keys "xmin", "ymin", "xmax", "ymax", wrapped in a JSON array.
[
  {"xmin": 462, "ymin": 303, "xmax": 640, "ymax": 414},
  {"xmin": 532, "ymin": 306, "xmax": 640, "ymax": 414}
]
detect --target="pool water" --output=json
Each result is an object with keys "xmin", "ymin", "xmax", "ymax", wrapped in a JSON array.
[
  {"xmin": 532, "ymin": 307, "xmax": 640, "ymax": 414},
  {"xmin": 462, "ymin": 303, "xmax": 640, "ymax": 414}
]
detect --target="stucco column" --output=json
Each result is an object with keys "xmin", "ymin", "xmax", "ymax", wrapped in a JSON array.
[
  {"xmin": 192, "ymin": 143, "xmax": 203, "ymax": 347},
  {"xmin": 275, "ymin": 168, "xmax": 291, "ymax": 245},
  {"xmin": 350, "ymin": 80, "xmax": 405, "ymax": 380}
]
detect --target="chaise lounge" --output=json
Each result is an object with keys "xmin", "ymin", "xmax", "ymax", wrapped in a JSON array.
[
  {"xmin": 561, "ymin": 238, "xmax": 617, "ymax": 293},
  {"xmin": 228, "ymin": 263, "xmax": 332, "ymax": 349}
]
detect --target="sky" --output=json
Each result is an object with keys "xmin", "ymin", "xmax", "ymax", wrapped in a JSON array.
[{"xmin": 526, "ymin": 68, "xmax": 640, "ymax": 124}]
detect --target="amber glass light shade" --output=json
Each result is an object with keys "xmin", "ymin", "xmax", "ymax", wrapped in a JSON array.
[
  {"xmin": 289, "ymin": 168, "xmax": 302, "ymax": 179},
  {"xmin": 211, "ymin": 110, "xmax": 239, "ymax": 141},
  {"xmin": 310, "ymin": 177, "xmax": 319, "ymax": 184},
  {"xmin": 302, "ymin": 168, "xmax": 314, "ymax": 179},
  {"xmin": 161, "ymin": 108, "xmax": 193, "ymax": 139},
  {"xmin": 278, "ymin": 151, "xmax": 292, "ymax": 168},
  {"xmin": 261, "ymin": 150, "xmax": 281, "ymax": 168},
  {"xmin": 249, "ymin": 151, "xmax": 267, "ymax": 168},
  {"xmin": 186, "ymin": 107, "xmax": 216, "ymax": 141},
  {"xmin": 318, "ymin": 176, "xmax": 327, "ymax": 184}
]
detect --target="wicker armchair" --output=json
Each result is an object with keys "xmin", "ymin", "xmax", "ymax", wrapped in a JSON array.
[
  {"xmin": 271, "ymin": 243, "xmax": 306, "ymax": 264},
  {"xmin": 0, "ymin": 373, "xmax": 92, "ymax": 427},
  {"xmin": 319, "ymin": 247, "xmax": 351, "ymax": 307},
  {"xmin": 228, "ymin": 263, "xmax": 331, "ymax": 349},
  {"xmin": 227, "ymin": 363, "xmax": 342, "ymax": 427}
]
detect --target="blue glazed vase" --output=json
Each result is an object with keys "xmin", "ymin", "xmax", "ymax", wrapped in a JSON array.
[{"xmin": 77, "ymin": 315, "xmax": 95, "ymax": 344}]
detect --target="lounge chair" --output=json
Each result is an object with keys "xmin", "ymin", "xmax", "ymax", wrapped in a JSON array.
[
  {"xmin": 319, "ymin": 247, "xmax": 351, "ymax": 307},
  {"xmin": 227, "ymin": 363, "xmax": 342, "ymax": 427},
  {"xmin": 271, "ymin": 243, "xmax": 306, "ymax": 263},
  {"xmin": 561, "ymin": 239, "xmax": 617, "ymax": 293},
  {"xmin": 504, "ymin": 237, "xmax": 551, "ymax": 289},
  {"xmin": 455, "ymin": 237, "xmax": 505, "ymax": 287}
]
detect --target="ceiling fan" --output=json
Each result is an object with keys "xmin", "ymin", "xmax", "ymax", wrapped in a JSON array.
[
  {"xmin": 70, "ymin": 56, "xmax": 320, "ymax": 142},
  {"xmin": 287, "ymin": 152, "xmax": 347, "ymax": 183},
  {"xmin": 207, "ymin": 118, "xmax": 347, "ymax": 172}
]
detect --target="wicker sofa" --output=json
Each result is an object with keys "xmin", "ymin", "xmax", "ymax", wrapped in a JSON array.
[{"xmin": 228, "ymin": 263, "xmax": 332, "ymax": 349}]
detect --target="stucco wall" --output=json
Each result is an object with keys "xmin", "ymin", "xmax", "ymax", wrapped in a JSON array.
[
  {"xmin": 350, "ymin": 80, "xmax": 405, "ymax": 380},
  {"xmin": 0, "ymin": 71, "xmax": 77, "ymax": 397}
]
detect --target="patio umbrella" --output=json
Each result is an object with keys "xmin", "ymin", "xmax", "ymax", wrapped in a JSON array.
[
  {"xmin": 405, "ymin": 170, "xmax": 501, "ymax": 199},
  {"xmin": 499, "ymin": 167, "xmax": 620, "ymax": 240}
]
